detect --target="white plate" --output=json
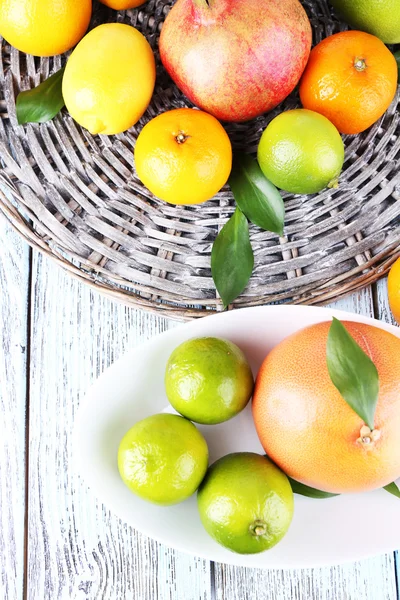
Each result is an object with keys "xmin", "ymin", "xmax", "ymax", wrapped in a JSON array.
[{"xmin": 73, "ymin": 305, "xmax": 400, "ymax": 569}]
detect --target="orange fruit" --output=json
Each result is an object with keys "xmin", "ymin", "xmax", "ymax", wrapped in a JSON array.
[
  {"xmin": 299, "ymin": 30, "xmax": 398, "ymax": 135},
  {"xmin": 134, "ymin": 108, "xmax": 232, "ymax": 205},
  {"xmin": 99, "ymin": 0, "xmax": 147, "ymax": 8},
  {"xmin": 388, "ymin": 257, "xmax": 400, "ymax": 325},
  {"xmin": 0, "ymin": 0, "xmax": 91, "ymax": 57},
  {"xmin": 252, "ymin": 321, "xmax": 400, "ymax": 494}
]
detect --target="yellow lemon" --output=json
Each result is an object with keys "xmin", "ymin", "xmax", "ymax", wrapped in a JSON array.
[
  {"xmin": 134, "ymin": 108, "xmax": 232, "ymax": 205},
  {"xmin": 62, "ymin": 23, "xmax": 156, "ymax": 136},
  {"xmin": 0, "ymin": 0, "xmax": 91, "ymax": 57},
  {"xmin": 99, "ymin": 0, "xmax": 147, "ymax": 8}
]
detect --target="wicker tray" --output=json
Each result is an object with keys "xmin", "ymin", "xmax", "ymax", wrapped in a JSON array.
[{"xmin": 0, "ymin": 0, "xmax": 399, "ymax": 319}]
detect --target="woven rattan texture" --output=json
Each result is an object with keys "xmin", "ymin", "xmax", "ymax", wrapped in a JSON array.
[{"xmin": 0, "ymin": 0, "xmax": 399, "ymax": 319}]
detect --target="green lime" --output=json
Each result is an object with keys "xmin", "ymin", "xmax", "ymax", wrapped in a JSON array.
[
  {"xmin": 257, "ymin": 109, "xmax": 345, "ymax": 195},
  {"xmin": 330, "ymin": 0, "xmax": 400, "ymax": 44},
  {"xmin": 197, "ymin": 452, "xmax": 294, "ymax": 554},
  {"xmin": 118, "ymin": 413, "xmax": 208, "ymax": 505},
  {"xmin": 165, "ymin": 337, "xmax": 254, "ymax": 425}
]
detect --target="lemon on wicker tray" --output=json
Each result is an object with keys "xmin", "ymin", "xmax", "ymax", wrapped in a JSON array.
[{"xmin": 62, "ymin": 23, "xmax": 155, "ymax": 136}]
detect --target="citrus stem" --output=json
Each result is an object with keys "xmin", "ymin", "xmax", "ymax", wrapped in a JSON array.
[
  {"xmin": 175, "ymin": 132, "xmax": 190, "ymax": 144},
  {"xmin": 354, "ymin": 57, "xmax": 367, "ymax": 72},
  {"xmin": 250, "ymin": 520, "xmax": 267, "ymax": 537},
  {"xmin": 328, "ymin": 177, "xmax": 339, "ymax": 189}
]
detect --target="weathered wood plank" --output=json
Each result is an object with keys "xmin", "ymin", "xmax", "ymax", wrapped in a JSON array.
[
  {"xmin": 26, "ymin": 251, "xmax": 211, "ymax": 600},
  {"xmin": 214, "ymin": 287, "xmax": 398, "ymax": 600},
  {"xmin": 157, "ymin": 548, "xmax": 213, "ymax": 600},
  {"xmin": 214, "ymin": 554, "xmax": 398, "ymax": 600},
  {"xmin": 0, "ymin": 218, "xmax": 29, "ymax": 600},
  {"xmin": 375, "ymin": 277, "xmax": 397, "ymax": 328}
]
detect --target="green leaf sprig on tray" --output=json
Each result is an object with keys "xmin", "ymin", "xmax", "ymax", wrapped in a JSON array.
[
  {"xmin": 326, "ymin": 317, "xmax": 380, "ymax": 430},
  {"xmin": 384, "ymin": 482, "xmax": 400, "ymax": 499},
  {"xmin": 286, "ymin": 474, "xmax": 399, "ymax": 501},
  {"xmin": 16, "ymin": 67, "xmax": 65, "ymax": 125},
  {"xmin": 211, "ymin": 153, "xmax": 285, "ymax": 308},
  {"xmin": 211, "ymin": 207, "xmax": 254, "ymax": 309},
  {"xmin": 229, "ymin": 152, "xmax": 285, "ymax": 235},
  {"xmin": 288, "ymin": 478, "xmax": 339, "ymax": 500}
]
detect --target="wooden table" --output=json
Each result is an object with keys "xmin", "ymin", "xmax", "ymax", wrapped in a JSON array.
[{"xmin": 1, "ymin": 215, "xmax": 399, "ymax": 600}]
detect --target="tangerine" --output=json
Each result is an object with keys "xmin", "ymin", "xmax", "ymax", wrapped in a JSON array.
[
  {"xmin": 0, "ymin": 0, "xmax": 91, "ymax": 57},
  {"xmin": 134, "ymin": 108, "xmax": 232, "ymax": 205},
  {"xmin": 388, "ymin": 257, "xmax": 400, "ymax": 325},
  {"xmin": 99, "ymin": 0, "xmax": 147, "ymax": 8},
  {"xmin": 299, "ymin": 30, "xmax": 398, "ymax": 135},
  {"xmin": 252, "ymin": 320, "xmax": 400, "ymax": 494}
]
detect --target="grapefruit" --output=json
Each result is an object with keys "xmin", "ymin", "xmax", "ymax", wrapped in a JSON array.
[{"xmin": 252, "ymin": 320, "xmax": 400, "ymax": 494}]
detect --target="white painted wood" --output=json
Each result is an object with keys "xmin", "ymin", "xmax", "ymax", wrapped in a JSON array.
[
  {"xmin": 329, "ymin": 286, "xmax": 375, "ymax": 316},
  {"xmin": 26, "ymin": 251, "xmax": 211, "ymax": 600},
  {"xmin": 375, "ymin": 277, "xmax": 397, "ymax": 328},
  {"xmin": 2, "ymin": 217, "xmax": 398, "ymax": 600},
  {"xmin": 213, "ymin": 287, "xmax": 399, "ymax": 600},
  {"xmin": 0, "ymin": 218, "xmax": 29, "ymax": 600},
  {"xmin": 214, "ymin": 554, "xmax": 398, "ymax": 600}
]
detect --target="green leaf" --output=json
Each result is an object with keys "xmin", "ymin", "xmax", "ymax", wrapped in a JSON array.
[
  {"xmin": 384, "ymin": 482, "xmax": 400, "ymax": 499},
  {"xmin": 288, "ymin": 477, "xmax": 339, "ymax": 499},
  {"xmin": 326, "ymin": 318, "xmax": 379, "ymax": 430},
  {"xmin": 16, "ymin": 67, "xmax": 65, "ymax": 125},
  {"xmin": 211, "ymin": 207, "xmax": 254, "ymax": 309},
  {"xmin": 228, "ymin": 152, "xmax": 285, "ymax": 235},
  {"xmin": 393, "ymin": 49, "xmax": 400, "ymax": 78}
]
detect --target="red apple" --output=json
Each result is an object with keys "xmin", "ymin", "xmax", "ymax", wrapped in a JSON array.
[{"xmin": 159, "ymin": 0, "xmax": 312, "ymax": 122}]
